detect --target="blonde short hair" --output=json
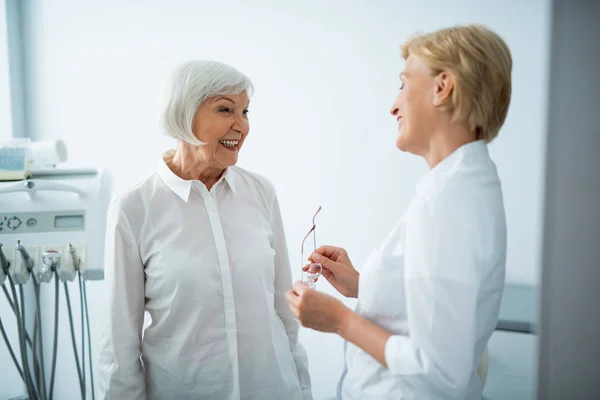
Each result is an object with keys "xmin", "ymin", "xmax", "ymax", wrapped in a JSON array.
[{"xmin": 401, "ymin": 24, "xmax": 512, "ymax": 143}]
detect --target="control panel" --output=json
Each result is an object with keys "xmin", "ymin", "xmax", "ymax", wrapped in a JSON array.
[{"xmin": 0, "ymin": 210, "xmax": 86, "ymax": 234}]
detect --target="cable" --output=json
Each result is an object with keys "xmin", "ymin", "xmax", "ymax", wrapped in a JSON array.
[
  {"xmin": 78, "ymin": 272, "xmax": 87, "ymax": 400},
  {"xmin": 15, "ymin": 280, "xmax": 36, "ymax": 400},
  {"xmin": 3, "ymin": 284, "xmax": 43, "ymax": 386},
  {"xmin": 49, "ymin": 271, "xmax": 60, "ymax": 400},
  {"xmin": 0, "ymin": 316, "xmax": 24, "ymax": 380},
  {"xmin": 14, "ymin": 242, "xmax": 45, "ymax": 399},
  {"xmin": 20, "ymin": 283, "xmax": 42, "ymax": 400},
  {"xmin": 2, "ymin": 244, "xmax": 36, "ymax": 399},
  {"xmin": 64, "ymin": 281, "xmax": 85, "ymax": 398},
  {"xmin": 34, "ymin": 281, "xmax": 48, "ymax": 400},
  {"xmin": 2, "ymin": 285, "xmax": 11, "ymax": 306},
  {"xmin": 32, "ymin": 310, "xmax": 41, "ymax": 394},
  {"xmin": 1, "ymin": 288, "xmax": 26, "ymax": 382},
  {"xmin": 82, "ymin": 276, "xmax": 95, "ymax": 399},
  {"xmin": 14, "ymin": 278, "xmax": 39, "ymax": 400}
]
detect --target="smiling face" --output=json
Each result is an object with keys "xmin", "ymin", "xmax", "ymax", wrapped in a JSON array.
[
  {"xmin": 389, "ymin": 55, "xmax": 441, "ymax": 155},
  {"xmin": 192, "ymin": 91, "xmax": 250, "ymax": 168}
]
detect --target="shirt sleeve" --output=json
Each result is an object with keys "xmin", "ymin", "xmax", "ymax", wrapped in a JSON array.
[
  {"xmin": 270, "ymin": 192, "xmax": 313, "ymax": 399},
  {"xmin": 97, "ymin": 200, "xmax": 146, "ymax": 400},
  {"xmin": 384, "ymin": 199, "xmax": 481, "ymax": 398}
]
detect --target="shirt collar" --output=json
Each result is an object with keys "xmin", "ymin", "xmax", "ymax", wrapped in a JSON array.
[
  {"xmin": 221, "ymin": 167, "xmax": 237, "ymax": 194},
  {"xmin": 156, "ymin": 152, "xmax": 237, "ymax": 202},
  {"xmin": 416, "ymin": 140, "xmax": 488, "ymax": 196}
]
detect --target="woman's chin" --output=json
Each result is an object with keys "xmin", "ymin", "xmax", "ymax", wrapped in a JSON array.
[
  {"xmin": 217, "ymin": 154, "xmax": 239, "ymax": 168},
  {"xmin": 216, "ymin": 146, "xmax": 240, "ymax": 166},
  {"xmin": 396, "ymin": 132, "xmax": 407, "ymax": 152}
]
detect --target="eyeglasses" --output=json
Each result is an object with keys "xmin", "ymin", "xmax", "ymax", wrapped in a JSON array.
[{"xmin": 301, "ymin": 206, "xmax": 322, "ymax": 288}]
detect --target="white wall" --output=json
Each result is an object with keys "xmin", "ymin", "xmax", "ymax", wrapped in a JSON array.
[
  {"xmin": 0, "ymin": 0, "xmax": 550, "ymax": 399},
  {"xmin": 0, "ymin": 0, "xmax": 12, "ymax": 140}
]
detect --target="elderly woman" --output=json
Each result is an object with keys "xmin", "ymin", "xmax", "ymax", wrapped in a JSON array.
[
  {"xmin": 286, "ymin": 24, "xmax": 511, "ymax": 399},
  {"xmin": 98, "ymin": 61, "xmax": 311, "ymax": 400}
]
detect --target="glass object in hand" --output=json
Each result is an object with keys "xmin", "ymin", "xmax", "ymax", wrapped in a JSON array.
[
  {"xmin": 303, "ymin": 262, "xmax": 322, "ymax": 288},
  {"xmin": 301, "ymin": 206, "xmax": 322, "ymax": 288}
]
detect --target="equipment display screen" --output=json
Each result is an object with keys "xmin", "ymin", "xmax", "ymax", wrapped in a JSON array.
[{"xmin": 54, "ymin": 215, "xmax": 84, "ymax": 228}]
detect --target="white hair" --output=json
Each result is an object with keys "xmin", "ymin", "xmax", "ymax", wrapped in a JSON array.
[{"xmin": 161, "ymin": 60, "xmax": 254, "ymax": 145}]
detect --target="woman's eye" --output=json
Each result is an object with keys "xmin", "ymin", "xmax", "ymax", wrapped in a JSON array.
[
  {"xmin": 399, "ymin": 83, "xmax": 404, "ymax": 91},
  {"xmin": 219, "ymin": 107, "xmax": 231, "ymax": 113},
  {"xmin": 243, "ymin": 109, "xmax": 249, "ymax": 116}
]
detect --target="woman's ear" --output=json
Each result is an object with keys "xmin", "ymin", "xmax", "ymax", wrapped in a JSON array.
[{"xmin": 433, "ymin": 71, "xmax": 454, "ymax": 107}]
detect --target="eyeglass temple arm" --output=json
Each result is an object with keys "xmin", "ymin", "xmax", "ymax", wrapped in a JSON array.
[
  {"xmin": 312, "ymin": 206, "xmax": 322, "ymax": 226},
  {"xmin": 312, "ymin": 206, "xmax": 321, "ymax": 250},
  {"xmin": 301, "ymin": 206, "xmax": 322, "ymax": 265},
  {"xmin": 301, "ymin": 225, "xmax": 315, "ymax": 265}
]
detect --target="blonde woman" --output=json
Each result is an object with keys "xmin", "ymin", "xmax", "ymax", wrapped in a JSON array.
[{"xmin": 286, "ymin": 24, "xmax": 511, "ymax": 399}]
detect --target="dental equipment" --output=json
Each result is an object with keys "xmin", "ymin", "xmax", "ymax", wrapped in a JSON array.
[{"xmin": 0, "ymin": 164, "xmax": 112, "ymax": 400}]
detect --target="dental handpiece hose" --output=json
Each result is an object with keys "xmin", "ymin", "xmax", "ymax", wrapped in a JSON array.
[
  {"xmin": 71, "ymin": 243, "xmax": 95, "ymax": 400},
  {"xmin": 18, "ymin": 240, "xmax": 48, "ymax": 400},
  {"xmin": 60, "ymin": 246, "xmax": 84, "ymax": 398},
  {"xmin": 69, "ymin": 244, "xmax": 81, "ymax": 269},
  {"xmin": 0, "ymin": 246, "xmax": 23, "ymax": 378},
  {"xmin": 0, "ymin": 243, "xmax": 9, "ymax": 273},
  {"xmin": 16, "ymin": 241, "xmax": 35, "ymax": 271},
  {"xmin": 70, "ymin": 244, "xmax": 89, "ymax": 400},
  {"xmin": 0, "ymin": 243, "xmax": 39, "ymax": 400}
]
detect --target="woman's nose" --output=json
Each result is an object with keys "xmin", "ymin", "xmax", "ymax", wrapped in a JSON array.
[
  {"xmin": 232, "ymin": 118, "xmax": 249, "ymax": 134},
  {"xmin": 390, "ymin": 104, "xmax": 399, "ymax": 116}
]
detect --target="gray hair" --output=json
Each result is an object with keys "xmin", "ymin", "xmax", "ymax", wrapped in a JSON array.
[{"xmin": 161, "ymin": 60, "xmax": 254, "ymax": 145}]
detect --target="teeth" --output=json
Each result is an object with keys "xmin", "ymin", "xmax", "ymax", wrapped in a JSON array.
[{"xmin": 219, "ymin": 140, "xmax": 238, "ymax": 147}]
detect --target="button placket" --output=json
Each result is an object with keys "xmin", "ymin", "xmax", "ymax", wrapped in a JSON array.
[{"xmin": 199, "ymin": 187, "xmax": 240, "ymax": 399}]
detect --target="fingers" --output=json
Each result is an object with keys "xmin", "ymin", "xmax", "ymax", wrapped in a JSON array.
[
  {"xmin": 293, "ymin": 281, "xmax": 309, "ymax": 295},
  {"xmin": 286, "ymin": 283, "xmax": 311, "ymax": 319},
  {"xmin": 311, "ymin": 253, "xmax": 340, "ymax": 272},
  {"xmin": 314, "ymin": 245, "xmax": 343, "ymax": 259},
  {"xmin": 288, "ymin": 302, "xmax": 299, "ymax": 317},
  {"xmin": 284, "ymin": 289, "xmax": 299, "ymax": 307},
  {"xmin": 285, "ymin": 289, "xmax": 300, "ymax": 317}
]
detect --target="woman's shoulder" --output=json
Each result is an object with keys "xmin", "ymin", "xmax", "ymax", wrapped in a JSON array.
[
  {"xmin": 108, "ymin": 172, "xmax": 162, "ymax": 215},
  {"xmin": 229, "ymin": 166, "xmax": 277, "ymax": 196}
]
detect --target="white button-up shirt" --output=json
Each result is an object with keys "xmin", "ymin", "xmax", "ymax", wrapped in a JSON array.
[
  {"xmin": 340, "ymin": 141, "xmax": 507, "ymax": 399},
  {"xmin": 98, "ymin": 156, "xmax": 312, "ymax": 400}
]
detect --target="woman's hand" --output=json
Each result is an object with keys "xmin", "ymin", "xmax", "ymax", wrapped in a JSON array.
[
  {"xmin": 285, "ymin": 282, "xmax": 351, "ymax": 334},
  {"xmin": 286, "ymin": 282, "xmax": 393, "ymax": 369},
  {"xmin": 304, "ymin": 246, "xmax": 359, "ymax": 298}
]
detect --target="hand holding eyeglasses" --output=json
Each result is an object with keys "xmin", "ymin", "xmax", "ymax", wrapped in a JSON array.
[
  {"xmin": 305, "ymin": 246, "xmax": 360, "ymax": 299},
  {"xmin": 288, "ymin": 209, "xmax": 360, "ymax": 333}
]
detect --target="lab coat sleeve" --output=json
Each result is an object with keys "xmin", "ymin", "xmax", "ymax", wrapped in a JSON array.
[
  {"xmin": 270, "ymin": 193, "xmax": 313, "ymax": 399},
  {"xmin": 97, "ymin": 200, "xmax": 146, "ymax": 400},
  {"xmin": 384, "ymin": 199, "xmax": 481, "ymax": 398}
]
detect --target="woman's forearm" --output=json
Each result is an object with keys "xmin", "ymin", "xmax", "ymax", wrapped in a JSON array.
[{"xmin": 337, "ymin": 307, "xmax": 393, "ymax": 368}]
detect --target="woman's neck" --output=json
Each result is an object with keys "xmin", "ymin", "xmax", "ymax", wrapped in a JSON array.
[
  {"xmin": 165, "ymin": 143, "xmax": 225, "ymax": 191},
  {"xmin": 423, "ymin": 123, "xmax": 478, "ymax": 169}
]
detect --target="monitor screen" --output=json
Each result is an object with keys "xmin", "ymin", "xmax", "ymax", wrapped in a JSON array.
[{"xmin": 54, "ymin": 215, "xmax": 84, "ymax": 228}]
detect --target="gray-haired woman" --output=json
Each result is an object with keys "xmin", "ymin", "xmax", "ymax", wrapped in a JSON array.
[{"xmin": 97, "ymin": 61, "xmax": 312, "ymax": 400}]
